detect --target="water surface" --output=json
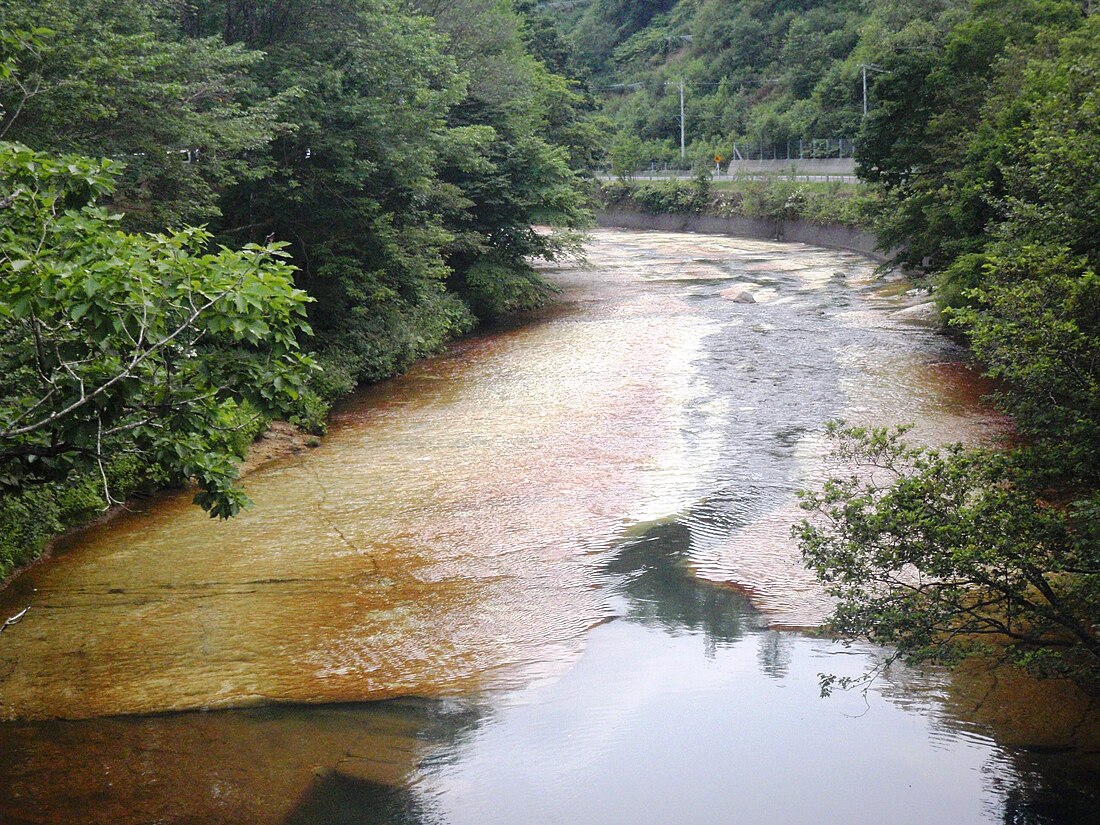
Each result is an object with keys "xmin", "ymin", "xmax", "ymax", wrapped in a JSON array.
[{"xmin": 0, "ymin": 229, "xmax": 1095, "ymax": 824}]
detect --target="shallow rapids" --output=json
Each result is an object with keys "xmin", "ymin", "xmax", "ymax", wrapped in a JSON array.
[{"xmin": 0, "ymin": 229, "xmax": 1095, "ymax": 824}]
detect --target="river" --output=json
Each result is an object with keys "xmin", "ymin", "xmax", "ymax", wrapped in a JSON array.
[{"xmin": 0, "ymin": 229, "xmax": 1097, "ymax": 824}]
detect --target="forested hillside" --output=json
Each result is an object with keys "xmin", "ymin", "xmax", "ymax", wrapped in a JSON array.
[
  {"xmin": 549, "ymin": 0, "xmax": 963, "ymax": 164},
  {"xmin": 0, "ymin": 0, "xmax": 594, "ymax": 575}
]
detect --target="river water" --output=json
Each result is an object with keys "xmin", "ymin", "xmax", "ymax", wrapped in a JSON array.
[{"xmin": 0, "ymin": 229, "xmax": 1097, "ymax": 823}]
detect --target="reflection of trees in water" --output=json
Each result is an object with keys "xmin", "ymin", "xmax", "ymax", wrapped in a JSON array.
[
  {"xmin": 289, "ymin": 520, "xmax": 1100, "ymax": 825},
  {"xmin": 757, "ymin": 630, "xmax": 793, "ymax": 679},
  {"xmin": 285, "ymin": 774, "xmax": 430, "ymax": 825},
  {"xmin": 283, "ymin": 697, "xmax": 483, "ymax": 825},
  {"xmin": 0, "ymin": 696, "xmax": 486, "ymax": 825},
  {"xmin": 605, "ymin": 520, "xmax": 757, "ymax": 645},
  {"xmin": 836, "ymin": 647, "xmax": 1100, "ymax": 824},
  {"xmin": 989, "ymin": 765, "xmax": 1100, "ymax": 825},
  {"xmin": 284, "ymin": 518, "xmax": 764, "ymax": 825}
]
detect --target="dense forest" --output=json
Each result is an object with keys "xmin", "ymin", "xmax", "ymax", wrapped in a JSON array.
[
  {"xmin": 0, "ymin": 0, "xmax": 1097, "ymax": 686},
  {"xmin": 550, "ymin": 0, "xmax": 945, "ymax": 165}
]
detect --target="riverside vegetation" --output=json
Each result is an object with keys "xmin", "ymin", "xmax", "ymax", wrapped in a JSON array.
[
  {"xmin": 0, "ymin": 0, "xmax": 594, "ymax": 578},
  {"xmin": 597, "ymin": 175, "xmax": 877, "ymax": 228},
  {"xmin": 796, "ymin": 3, "xmax": 1100, "ymax": 688},
  {"xmin": 0, "ymin": 0, "xmax": 1098, "ymax": 694}
]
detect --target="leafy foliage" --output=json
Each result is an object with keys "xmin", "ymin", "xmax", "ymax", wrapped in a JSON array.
[
  {"xmin": 0, "ymin": 142, "xmax": 315, "ymax": 518},
  {"xmin": 552, "ymin": 0, "xmax": 937, "ymax": 155},
  {"xmin": 414, "ymin": 0, "xmax": 593, "ymax": 303},
  {"xmin": 798, "ymin": 426, "xmax": 1100, "ymax": 688},
  {"xmin": 2, "ymin": 0, "xmax": 594, "ymax": 399},
  {"xmin": 610, "ymin": 174, "xmax": 711, "ymax": 215},
  {"xmin": 952, "ymin": 248, "xmax": 1100, "ymax": 486},
  {"xmin": 0, "ymin": 0, "xmax": 293, "ymax": 231},
  {"xmin": 598, "ymin": 175, "xmax": 876, "ymax": 227},
  {"xmin": 0, "ymin": 0, "xmax": 596, "ymax": 574},
  {"xmin": 857, "ymin": 0, "xmax": 1085, "ymax": 280}
]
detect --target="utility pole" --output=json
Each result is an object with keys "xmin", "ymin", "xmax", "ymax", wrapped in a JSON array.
[
  {"xmin": 657, "ymin": 34, "xmax": 692, "ymax": 159},
  {"xmin": 679, "ymin": 80, "xmax": 685, "ymax": 160},
  {"xmin": 862, "ymin": 64, "xmax": 868, "ymax": 117},
  {"xmin": 859, "ymin": 64, "xmax": 885, "ymax": 118}
]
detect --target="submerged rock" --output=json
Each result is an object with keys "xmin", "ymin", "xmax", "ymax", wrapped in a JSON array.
[{"xmin": 720, "ymin": 287, "xmax": 757, "ymax": 303}]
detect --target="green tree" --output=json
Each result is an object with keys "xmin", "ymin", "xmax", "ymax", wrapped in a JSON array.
[
  {"xmin": 0, "ymin": 142, "xmax": 315, "ymax": 517},
  {"xmin": 569, "ymin": 0, "xmax": 679, "ymax": 75},
  {"xmin": 798, "ymin": 11, "xmax": 1100, "ymax": 690},
  {"xmin": 797, "ymin": 426, "xmax": 1100, "ymax": 690},
  {"xmin": 412, "ymin": 0, "xmax": 592, "ymax": 319},
  {"xmin": 202, "ymin": 0, "xmax": 477, "ymax": 386},
  {"xmin": 609, "ymin": 132, "xmax": 649, "ymax": 178},
  {"xmin": 0, "ymin": 0, "xmax": 293, "ymax": 231},
  {"xmin": 945, "ymin": 17, "xmax": 1100, "ymax": 488},
  {"xmin": 856, "ymin": 0, "xmax": 1084, "ymax": 283}
]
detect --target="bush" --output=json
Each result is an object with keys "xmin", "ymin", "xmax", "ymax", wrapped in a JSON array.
[
  {"xmin": 459, "ymin": 258, "xmax": 558, "ymax": 322},
  {"xmin": 598, "ymin": 179, "xmax": 635, "ymax": 206},
  {"xmin": 607, "ymin": 175, "xmax": 712, "ymax": 215},
  {"xmin": 740, "ymin": 177, "xmax": 807, "ymax": 222},
  {"xmin": 309, "ymin": 257, "xmax": 476, "ymax": 386},
  {"xmin": 0, "ymin": 452, "xmax": 173, "ymax": 581}
]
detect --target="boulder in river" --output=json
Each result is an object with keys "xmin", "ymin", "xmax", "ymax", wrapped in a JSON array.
[{"xmin": 720, "ymin": 287, "xmax": 756, "ymax": 303}]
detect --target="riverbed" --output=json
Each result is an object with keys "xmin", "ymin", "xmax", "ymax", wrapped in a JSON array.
[{"xmin": 0, "ymin": 229, "xmax": 1096, "ymax": 824}]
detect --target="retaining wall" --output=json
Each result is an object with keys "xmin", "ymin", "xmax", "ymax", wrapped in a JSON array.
[{"xmin": 595, "ymin": 208, "xmax": 890, "ymax": 262}]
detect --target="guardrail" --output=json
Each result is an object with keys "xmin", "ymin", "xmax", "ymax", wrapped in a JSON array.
[{"xmin": 596, "ymin": 170, "xmax": 862, "ymax": 184}]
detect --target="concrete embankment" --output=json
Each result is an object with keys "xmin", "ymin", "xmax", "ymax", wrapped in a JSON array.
[{"xmin": 596, "ymin": 208, "xmax": 889, "ymax": 262}]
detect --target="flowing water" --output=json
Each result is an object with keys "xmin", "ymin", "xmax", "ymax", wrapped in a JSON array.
[{"xmin": 0, "ymin": 229, "xmax": 1097, "ymax": 824}]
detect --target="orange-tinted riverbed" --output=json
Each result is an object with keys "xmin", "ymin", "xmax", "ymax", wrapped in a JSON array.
[{"xmin": 0, "ymin": 230, "xmax": 1095, "ymax": 824}]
